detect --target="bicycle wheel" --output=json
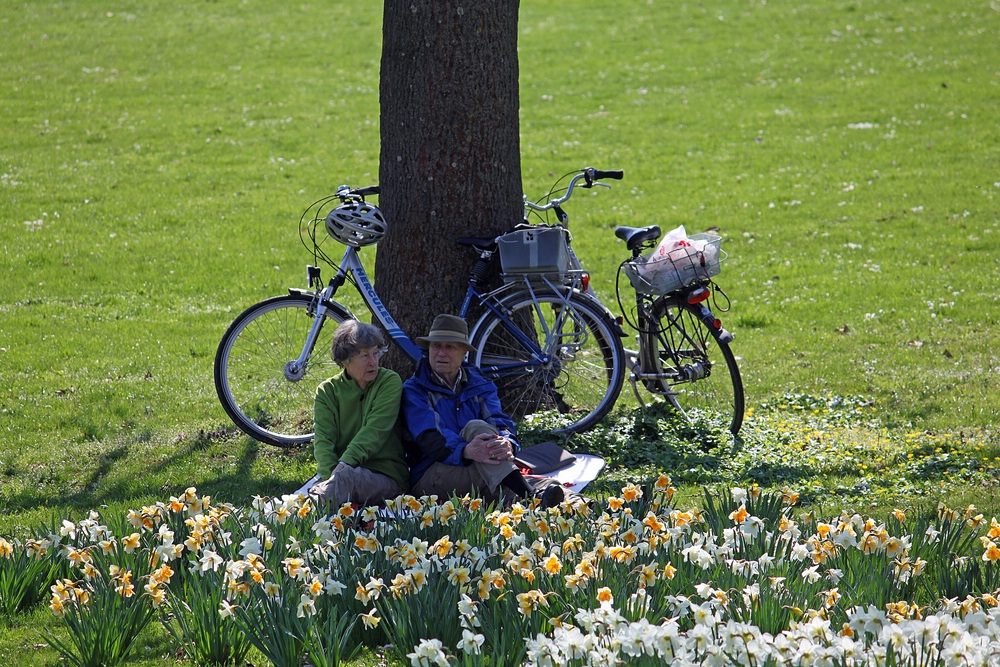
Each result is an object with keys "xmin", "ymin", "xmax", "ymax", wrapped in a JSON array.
[
  {"xmin": 470, "ymin": 291, "xmax": 625, "ymax": 434},
  {"xmin": 644, "ymin": 298, "xmax": 744, "ymax": 435},
  {"xmin": 215, "ymin": 294, "xmax": 348, "ymax": 447}
]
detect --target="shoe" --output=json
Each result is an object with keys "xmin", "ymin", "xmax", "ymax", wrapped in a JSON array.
[{"xmin": 536, "ymin": 484, "xmax": 565, "ymax": 509}]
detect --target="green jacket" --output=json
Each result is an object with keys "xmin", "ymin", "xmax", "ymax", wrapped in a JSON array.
[{"xmin": 313, "ymin": 367, "xmax": 408, "ymax": 487}]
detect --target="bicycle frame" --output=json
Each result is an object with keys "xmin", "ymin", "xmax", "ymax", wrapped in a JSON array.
[{"xmin": 294, "ymin": 244, "xmax": 582, "ymax": 376}]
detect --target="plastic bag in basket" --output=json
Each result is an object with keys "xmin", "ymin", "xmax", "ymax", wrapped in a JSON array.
[{"xmin": 631, "ymin": 225, "xmax": 721, "ymax": 294}]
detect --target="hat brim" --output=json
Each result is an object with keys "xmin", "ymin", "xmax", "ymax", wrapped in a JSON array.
[{"xmin": 416, "ymin": 334, "xmax": 476, "ymax": 353}]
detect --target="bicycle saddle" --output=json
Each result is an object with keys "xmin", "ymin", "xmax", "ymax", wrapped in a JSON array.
[
  {"xmin": 456, "ymin": 236, "xmax": 498, "ymax": 251},
  {"xmin": 614, "ymin": 225, "xmax": 661, "ymax": 252}
]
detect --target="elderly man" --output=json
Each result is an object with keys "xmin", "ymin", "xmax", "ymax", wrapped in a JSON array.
[{"xmin": 401, "ymin": 314, "xmax": 564, "ymax": 508}]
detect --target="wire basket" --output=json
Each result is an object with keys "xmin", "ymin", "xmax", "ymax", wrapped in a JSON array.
[{"xmin": 622, "ymin": 232, "xmax": 725, "ymax": 295}]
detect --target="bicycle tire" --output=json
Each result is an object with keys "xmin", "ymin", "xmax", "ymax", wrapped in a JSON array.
[
  {"xmin": 470, "ymin": 291, "xmax": 625, "ymax": 434},
  {"xmin": 643, "ymin": 298, "xmax": 744, "ymax": 435},
  {"xmin": 214, "ymin": 294, "xmax": 348, "ymax": 447}
]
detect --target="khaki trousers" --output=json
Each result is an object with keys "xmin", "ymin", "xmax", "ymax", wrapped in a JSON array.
[
  {"xmin": 309, "ymin": 465, "xmax": 405, "ymax": 510},
  {"xmin": 411, "ymin": 419, "xmax": 516, "ymax": 502}
]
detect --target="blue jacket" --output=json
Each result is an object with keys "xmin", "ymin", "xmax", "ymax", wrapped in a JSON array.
[{"xmin": 401, "ymin": 359, "xmax": 518, "ymax": 485}]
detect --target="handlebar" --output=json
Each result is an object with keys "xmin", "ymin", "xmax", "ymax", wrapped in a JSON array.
[
  {"xmin": 335, "ymin": 184, "xmax": 381, "ymax": 201},
  {"xmin": 591, "ymin": 169, "xmax": 624, "ymax": 182},
  {"xmin": 523, "ymin": 167, "xmax": 623, "ymax": 214}
]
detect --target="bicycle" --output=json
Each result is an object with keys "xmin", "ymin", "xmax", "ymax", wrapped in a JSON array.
[
  {"xmin": 522, "ymin": 169, "xmax": 744, "ymax": 436},
  {"xmin": 214, "ymin": 181, "xmax": 626, "ymax": 446}
]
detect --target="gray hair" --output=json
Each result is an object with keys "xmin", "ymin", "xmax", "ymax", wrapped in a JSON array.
[{"xmin": 332, "ymin": 320, "xmax": 386, "ymax": 365}]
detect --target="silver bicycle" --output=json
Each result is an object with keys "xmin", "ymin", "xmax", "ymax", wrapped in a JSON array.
[{"xmin": 523, "ymin": 168, "xmax": 744, "ymax": 436}]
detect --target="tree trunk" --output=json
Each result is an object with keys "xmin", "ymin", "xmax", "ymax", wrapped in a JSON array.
[{"xmin": 375, "ymin": 0, "xmax": 522, "ymax": 375}]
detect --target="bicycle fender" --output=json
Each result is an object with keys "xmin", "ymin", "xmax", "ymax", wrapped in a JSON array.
[
  {"xmin": 691, "ymin": 302, "xmax": 735, "ymax": 344},
  {"xmin": 287, "ymin": 289, "xmax": 357, "ymax": 321}
]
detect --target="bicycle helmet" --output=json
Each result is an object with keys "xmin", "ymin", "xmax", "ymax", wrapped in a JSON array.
[{"xmin": 325, "ymin": 201, "xmax": 388, "ymax": 247}]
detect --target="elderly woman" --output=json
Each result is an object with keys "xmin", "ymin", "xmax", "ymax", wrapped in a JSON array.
[{"xmin": 309, "ymin": 320, "xmax": 408, "ymax": 509}]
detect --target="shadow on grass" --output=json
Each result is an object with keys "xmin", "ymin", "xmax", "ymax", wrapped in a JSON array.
[{"xmin": 1, "ymin": 426, "xmax": 312, "ymax": 520}]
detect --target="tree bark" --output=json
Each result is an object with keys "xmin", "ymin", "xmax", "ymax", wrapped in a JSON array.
[{"xmin": 375, "ymin": 0, "xmax": 522, "ymax": 374}]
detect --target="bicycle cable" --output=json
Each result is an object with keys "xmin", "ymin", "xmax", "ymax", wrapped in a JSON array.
[
  {"xmin": 297, "ymin": 194, "xmax": 361, "ymax": 291},
  {"xmin": 710, "ymin": 281, "xmax": 732, "ymax": 313},
  {"xmin": 523, "ymin": 169, "xmax": 581, "ymax": 225}
]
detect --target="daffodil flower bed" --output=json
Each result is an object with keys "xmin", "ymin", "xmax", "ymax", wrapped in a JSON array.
[{"xmin": 6, "ymin": 479, "xmax": 1000, "ymax": 667}]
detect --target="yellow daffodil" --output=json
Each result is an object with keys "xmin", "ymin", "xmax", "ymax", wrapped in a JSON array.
[
  {"xmin": 821, "ymin": 587, "xmax": 841, "ymax": 608},
  {"xmin": 144, "ymin": 582, "xmax": 166, "ymax": 607},
  {"xmin": 447, "ymin": 566, "xmax": 471, "ymax": 586},
  {"xmin": 609, "ymin": 545, "xmax": 637, "ymax": 563},
  {"xmin": 642, "ymin": 513, "xmax": 665, "ymax": 533},
  {"xmin": 122, "ymin": 533, "xmax": 141, "ymax": 553},
  {"xmin": 115, "ymin": 571, "xmax": 135, "ymax": 598},
  {"xmin": 982, "ymin": 539, "xmax": 1000, "ymax": 562},
  {"xmin": 49, "ymin": 594, "xmax": 66, "ymax": 617},
  {"xmin": 0, "ymin": 538, "xmax": 14, "ymax": 558},
  {"xmin": 405, "ymin": 496, "xmax": 423, "ymax": 512},
  {"xmin": 361, "ymin": 608, "xmax": 381, "ymax": 629},
  {"xmin": 390, "ymin": 573, "xmax": 412, "ymax": 598},
  {"xmin": 282, "ymin": 557, "xmax": 306, "ymax": 579},
  {"xmin": 433, "ymin": 536, "xmax": 454, "ymax": 559},
  {"xmin": 670, "ymin": 510, "xmax": 693, "ymax": 527},
  {"xmin": 454, "ymin": 539, "xmax": 471, "ymax": 557},
  {"xmin": 438, "ymin": 501, "xmax": 457, "ymax": 524},
  {"xmin": 621, "ymin": 484, "xmax": 642, "ymax": 502},
  {"xmin": 151, "ymin": 564, "xmax": 174, "ymax": 584},
  {"xmin": 219, "ymin": 599, "xmax": 237, "ymax": 619}
]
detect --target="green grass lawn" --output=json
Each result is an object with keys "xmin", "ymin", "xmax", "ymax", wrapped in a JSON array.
[
  {"xmin": 2, "ymin": 1, "xmax": 999, "ymax": 664},
  {"xmin": 2, "ymin": 0, "xmax": 999, "ymax": 551},
  {"xmin": 3, "ymin": 0, "xmax": 998, "ymax": 524}
]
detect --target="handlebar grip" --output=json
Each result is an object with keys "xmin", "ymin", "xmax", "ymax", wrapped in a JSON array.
[
  {"xmin": 353, "ymin": 185, "xmax": 381, "ymax": 197},
  {"xmin": 592, "ymin": 169, "xmax": 624, "ymax": 180}
]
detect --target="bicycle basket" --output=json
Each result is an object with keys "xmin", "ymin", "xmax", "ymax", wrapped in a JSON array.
[
  {"xmin": 622, "ymin": 232, "xmax": 725, "ymax": 295},
  {"xmin": 497, "ymin": 226, "xmax": 571, "ymax": 277}
]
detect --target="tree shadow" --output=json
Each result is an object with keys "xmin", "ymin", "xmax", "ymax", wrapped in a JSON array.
[{"xmin": 1, "ymin": 425, "xmax": 313, "ymax": 520}]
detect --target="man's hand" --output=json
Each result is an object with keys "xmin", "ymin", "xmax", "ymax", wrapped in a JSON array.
[{"xmin": 463, "ymin": 433, "xmax": 514, "ymax": 465}]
